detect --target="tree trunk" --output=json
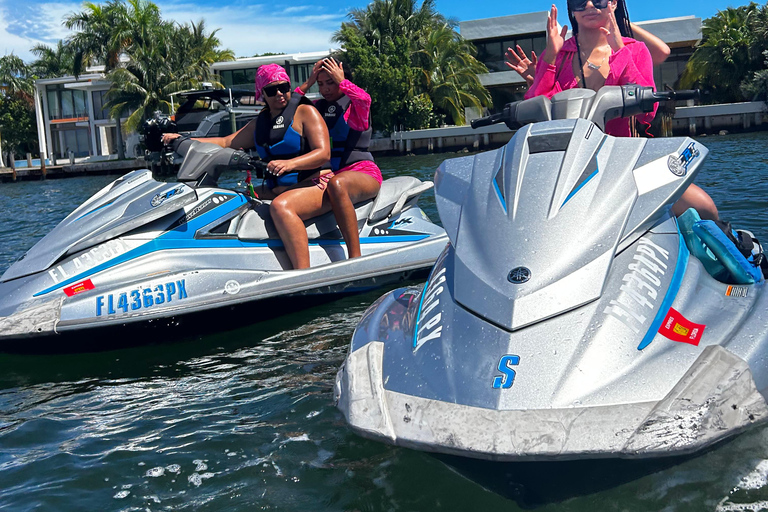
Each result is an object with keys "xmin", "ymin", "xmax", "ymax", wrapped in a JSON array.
[{"xmin": 115, "ymin": 115, "xmax": 125, "ymax": 160}]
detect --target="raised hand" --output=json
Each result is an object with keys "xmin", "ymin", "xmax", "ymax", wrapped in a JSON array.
[
  {"xmin": 600, "ymin": 3, "xmax": 625, "ymax": 52},
  {"xmin": 321, "ymin": 57, "xmax": 346, "ymax": 85},
  {"xmin": 505, "ymin": 45, "xmax": 538, "ymax": 86},
  {"xmin": 544, "ymin": 4, "xmax": 568, "ymax": 64},
  {"xmin": 311, "ymin": 60, "xmax": 324, "ymax": 82}
]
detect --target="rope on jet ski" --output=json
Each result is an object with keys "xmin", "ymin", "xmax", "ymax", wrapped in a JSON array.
[{"xmin": 245, "ymin": 169, "xmax": 258, "ymax": 199}]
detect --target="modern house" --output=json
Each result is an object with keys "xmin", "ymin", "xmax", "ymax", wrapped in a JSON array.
[{"xmin": 33, "ymin": 68, "xmax": 136, "ymax": 164}]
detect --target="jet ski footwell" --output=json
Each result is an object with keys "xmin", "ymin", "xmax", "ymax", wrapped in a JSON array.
[{"xmin": 336, "ymin": 343, "xmax": 768, "ymax": 461}]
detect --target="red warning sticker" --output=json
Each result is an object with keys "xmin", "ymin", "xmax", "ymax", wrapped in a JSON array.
[
  {"xmin": 63, "ymin": 279, "xmax": 95, "ymax": 297},
  {"xmin": 659, "ymin": 308, "xmax": 705, "ymax": 346}
]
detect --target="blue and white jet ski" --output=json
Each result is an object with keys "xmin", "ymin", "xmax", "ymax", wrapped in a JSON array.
[
  {"xmin": 0, "ymin": 139, "xmax": 446, "ymax": 351},
  {"xmin": 335, "ymin": 86, "xmax": 768, "ymax": 461}
]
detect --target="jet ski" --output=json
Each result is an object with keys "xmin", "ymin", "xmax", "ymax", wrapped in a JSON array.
[
  {"xmin": 335, "ymin": 85, "xmax": 768, "ymax": 461},
  {"xmin": 0, "ymin": 138, "xmax": 447, "ymax": 350}
]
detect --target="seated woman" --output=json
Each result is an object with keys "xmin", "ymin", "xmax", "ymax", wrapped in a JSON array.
[
  {"xmin": 162, "ymin": 64, "xmax": 333, "ymax": 269},
  {"xmin": 523, "ymin": 0, "xmax": 718, "ymax": 220},
  {"xmin": 295, "ymin": 57, "xmax": 383, "ymax": 260}
]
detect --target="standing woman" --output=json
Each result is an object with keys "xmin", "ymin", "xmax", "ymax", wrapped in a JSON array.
[
  {"xmin": 295, "ymin": 57, "xmax": 383, "ymax": 260},
  {"xmin": 162, "ymin": 64, "xmax": 333, "ymax": 269},
  {"xmin": 524, "ymin": 0, "xmax": 718, "ymax": 220}
]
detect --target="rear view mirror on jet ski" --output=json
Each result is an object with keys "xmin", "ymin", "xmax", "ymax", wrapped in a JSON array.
[
  {"xmin": 336, "ymin": 85, "xmax": 768, "ymax": 463},
  {"xmin": 0, "ymin": 142, "xmax": 447, "ymax": 351}
]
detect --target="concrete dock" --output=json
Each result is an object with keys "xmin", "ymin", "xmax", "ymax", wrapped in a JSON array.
[{"xmin": 0, "ymin": 158, "xmax": 148, "ymax": 183}]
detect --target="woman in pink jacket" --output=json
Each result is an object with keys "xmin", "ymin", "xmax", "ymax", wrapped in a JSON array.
[
  {"xmin": 525, "ymin": 0, "xmax": 718, "ymax": 220},
  {"xmin": 296, "ymin": 57, "xmax": 383, "ymax": 260}
]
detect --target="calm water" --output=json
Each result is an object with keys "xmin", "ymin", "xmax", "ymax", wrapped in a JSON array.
[{"xmin": 1, "ymin": 132, "xmax": 768, "ymax": 511}]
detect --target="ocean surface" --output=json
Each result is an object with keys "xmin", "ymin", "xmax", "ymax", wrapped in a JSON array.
[{"xmin": 1, "ymin": 132, "xmax": 768, "ymax": 511}]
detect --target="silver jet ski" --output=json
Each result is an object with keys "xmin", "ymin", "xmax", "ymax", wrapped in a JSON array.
[
  {"xmin": 0, "ymin": 139, "xmax": 446, "ymax": 350},
  {"xmin": 336, "ymin": 85, "xmax": 768, "ymax": 461}
]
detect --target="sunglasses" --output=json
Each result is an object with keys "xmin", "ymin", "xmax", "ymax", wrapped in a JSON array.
[
  {"xmin": 263, "ymin": 82, "xmax": 291, "ymax": 97},
  {"xmin": 569, "ymin": 0, "xmax": 609, "ymax": 11}
]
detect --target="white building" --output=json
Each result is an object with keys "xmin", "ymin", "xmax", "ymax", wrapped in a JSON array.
[
  {"xmin": 33, "ymin": 66, "xmax": 138, "ymax": 164},
  {"xmin": 210, "ymin": 50, "xmax": 335, "ymax": 99}
]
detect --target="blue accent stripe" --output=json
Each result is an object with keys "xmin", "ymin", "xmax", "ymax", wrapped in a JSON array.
[
  {"xmin": 637, "ymin": 231, "xmax": 690, "ymax": 350},
  {"xmin": 34, "ymin": 232, "xmax": 430, "ymax": 297},
  {"xmin": 74, "ymin": 200, "xmax": 114, "ymax": 221},
  {"xmin": 561, "ymin": 167, "xmax": 599, "ymax": 208},
  {"xmin": 493, "ymin": 179, "xmax": 507, "ymax": 213}
]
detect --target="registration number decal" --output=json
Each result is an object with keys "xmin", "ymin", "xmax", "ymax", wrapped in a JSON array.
[{"xmin": 96, "ymin": 279, "xmax": 188, "ymax": 316}]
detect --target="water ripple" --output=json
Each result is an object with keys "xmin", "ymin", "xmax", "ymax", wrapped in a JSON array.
[{"xmin": 1, "ymin": 135, "xmax": 768, "ymax": 511}]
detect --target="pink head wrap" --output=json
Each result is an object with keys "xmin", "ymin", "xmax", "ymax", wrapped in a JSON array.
[{"xmin": 254, "ymin": 63, "xmax": 291, "ymax": 102}]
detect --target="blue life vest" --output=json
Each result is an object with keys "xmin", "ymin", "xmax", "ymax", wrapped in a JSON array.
[
  {"xmin": 314, "ymin": 95, "xmax": 374, "ymax": 171},
  {"xmin": 254, "ymin": 94, "xmax": 325, "ymax": 187}
]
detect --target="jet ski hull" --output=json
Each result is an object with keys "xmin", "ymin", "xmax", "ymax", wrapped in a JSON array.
[
  {"xmin": 0, "ymin": 161, "xmax": 447, "ymax": 350},
  {"xmin": 335, "ymin": 87, "xmax": 768, "ymax": 461}
]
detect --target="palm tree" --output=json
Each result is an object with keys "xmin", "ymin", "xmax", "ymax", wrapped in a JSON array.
[
  {"xmin": 64, "ymin": 0, "xmax": 235, "ymax": 156},
  {"xmin": 334, "ymin": 0, "xmax": 490, "ymax": 129},
  {"xmin": 30, "ymin": 41, "xmax": 81, "ymax": 78},
  {"xmin": 0, "ymin": 54, "xmax": 34, "ymax": 166},
  {"xmin": 680, "ymin": 4, "xmax": 762, "ymax": 103},
  {"xmin": 341, "ymin": 0, "xmax": 448, "ymax": 52},
  {"xmin": 64, "ymin": 0, "xmax": 129, "ymax": 74},
  {"xmin": 412, "ymin": 24, "xmax": 490, "ymax": 125},
  {"xmin": 0, "ymin": 54, "xmax": 33, "ymax": 98},
  {"xmin": 103, "ymin": 11, "xmax": 235, "ymax": 133}
]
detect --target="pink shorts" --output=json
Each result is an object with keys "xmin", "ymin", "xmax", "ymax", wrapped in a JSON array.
[{"xmin": 336, "ymin": 160, "xmax": 383, "ymax": 185}]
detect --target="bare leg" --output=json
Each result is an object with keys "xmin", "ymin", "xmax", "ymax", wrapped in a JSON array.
[
  {"xmin": 269, "ymin": 183, "xmax": 331, "ymax": 269},
  {"xmin": 672, "ymin": 184, "xmax": 719, "ymax": 221},
  {"xmin": 326, "ymin": 171, "xmax": 381, "ymax": 259}
]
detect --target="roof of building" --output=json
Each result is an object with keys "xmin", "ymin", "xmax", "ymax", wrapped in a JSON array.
[{"xmin": 210, "ymin": 50, "xmax": 337, "ymax": 71}]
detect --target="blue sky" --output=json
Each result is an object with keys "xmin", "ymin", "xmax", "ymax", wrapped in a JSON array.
[{"xmin": 0, "ymin": 0, "xmax": 749, "ymax": 62}]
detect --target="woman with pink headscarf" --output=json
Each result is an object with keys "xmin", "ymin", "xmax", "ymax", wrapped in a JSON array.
[{"xmin": 163, "ymin": 63, "xmax": 335, "ymax": 269}]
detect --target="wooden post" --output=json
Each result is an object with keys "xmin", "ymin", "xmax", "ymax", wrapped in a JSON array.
[
  {"xmin": 473, "ymin": 135, "xmax": 480, "ymax": 150},
  {"xmin": 26, "ymin": 153, "xmax": 32, "ymax": 167},
  {"xmin": 9, "ymin": 151, "xmax": 16, "ymax": 181},
  {"xmin": 41, "ymin": 156, "xmax": 47, "ymax": 179},
  {"xmin": 427, "ymin": 138, "xmax": 434, "ymax": 152}
]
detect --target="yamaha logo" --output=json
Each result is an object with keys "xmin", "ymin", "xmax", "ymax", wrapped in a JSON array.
[
  {"xmin": 327, "ymin": 105, "xmax": 336, "ymax": 113},
  {"xmin": 508, "ymin": 267, "xmax": 531, "ymax": 284}
]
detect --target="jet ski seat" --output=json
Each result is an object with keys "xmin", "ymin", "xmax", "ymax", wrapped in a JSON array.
[
  {"xmin": 234, "ymin": 177, "xmax": 433, "ymax": 241},
  {"xmin": 678, "ymin": 208, "xmax": 765, "ymax": 284}
]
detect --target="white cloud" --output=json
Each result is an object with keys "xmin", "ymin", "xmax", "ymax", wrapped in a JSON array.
[
  {"xmin": 0, "ymin": 0, "xmax": 345, "ymax": 63},
  {"xmin": 161, "ymin": 3, "xmax": 343, "ymax": 57}
]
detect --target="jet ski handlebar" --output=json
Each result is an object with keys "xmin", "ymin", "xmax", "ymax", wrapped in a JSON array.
[
  {"xmin": 176, "ymin": 141, "xmax": 269, "ymax": 188},
  {"xmin": 471, "ymin": 86, "xmax": 700, "ymax": 132}
]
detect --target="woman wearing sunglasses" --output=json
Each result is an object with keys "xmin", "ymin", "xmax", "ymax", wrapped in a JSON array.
[
  {"xmin": 524, "ymin": 0, "xmax": 718, "ymax": 221},
  {"xmin": 163, "ymin": 63, "xmax": 336, "ymax": 269},
  {"xmin": 294, "ymin": 57, "xmax": 383, "ymax": 261},
  {"xmin": 505, "ymin": 15, "xmax": 669, "ymax": 88}
]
